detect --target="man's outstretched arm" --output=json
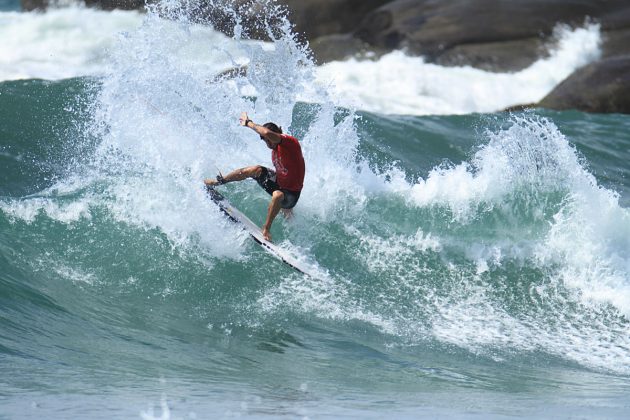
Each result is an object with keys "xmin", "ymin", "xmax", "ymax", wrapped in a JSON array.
[{"xmin": 239, "ymin": 112, "xmax": 282, "ymax": 145}]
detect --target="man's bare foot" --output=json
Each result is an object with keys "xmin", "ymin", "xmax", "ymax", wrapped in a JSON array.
[
  {"xmin": 204, "ymin": 178, "xmax": 219, "ymax": 187},
  {"xmin": 262, "ymin": 227, "xmax": 272, "ymax": 242}
]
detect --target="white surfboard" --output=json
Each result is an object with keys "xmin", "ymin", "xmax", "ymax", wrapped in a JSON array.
[{"xmin": 207, "ymin": 186, "xmax": 310, "ymax": 275}]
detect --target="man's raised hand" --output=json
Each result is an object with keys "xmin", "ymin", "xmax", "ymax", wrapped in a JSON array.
[{"xmin": 239, "ymin": 112, "xmax": 249, "ymax": 126}]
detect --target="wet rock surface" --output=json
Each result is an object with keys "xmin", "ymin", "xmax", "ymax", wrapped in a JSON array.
[{"xmin": 538, "ymin": 55, "xmax": 630, "ymax": 114}]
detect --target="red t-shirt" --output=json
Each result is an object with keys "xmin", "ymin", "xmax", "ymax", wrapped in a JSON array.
[{"xmin": 272, "ymin": 134, "xmax": 305, "ymax": 192}]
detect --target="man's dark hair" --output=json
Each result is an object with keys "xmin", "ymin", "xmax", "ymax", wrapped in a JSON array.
[{"xmin": 263, "ymin": 122, "xmax": 282, "ymax": 134}]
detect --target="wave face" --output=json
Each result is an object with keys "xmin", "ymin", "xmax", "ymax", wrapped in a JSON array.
[{"xmin": 1, "ymin": 1, "xmax": 630, "ymax": 418}]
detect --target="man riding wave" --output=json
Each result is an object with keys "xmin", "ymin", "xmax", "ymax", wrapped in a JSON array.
[{"xmin": 204, "ymin": 112, "xmax": 305, "ymax": 242}]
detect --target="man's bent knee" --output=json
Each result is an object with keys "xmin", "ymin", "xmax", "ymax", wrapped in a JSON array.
[
  {"xmin": 235, "ymin": 165, "xmax": 262, "ymax": 179},
  {"xmin": 250, "ymin": 165, "xmax": 265, "ymax": 179},
  {"xmin": 271, "ymin": 190, "xmax": 284, "ymax": 201}
]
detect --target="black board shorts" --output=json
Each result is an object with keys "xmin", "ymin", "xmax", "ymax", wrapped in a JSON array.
[{"xmin": 254, "ymin": 167, "xmax": 301, "ymax": 209}]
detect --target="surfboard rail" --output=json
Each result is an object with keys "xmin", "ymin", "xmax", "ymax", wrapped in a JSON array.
[{"xmin": 206, "ymin": 186, "xmax": 309, "ymax": 275}]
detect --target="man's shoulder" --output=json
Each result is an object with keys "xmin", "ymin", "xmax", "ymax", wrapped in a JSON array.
[
  {"xmin": 280, "ymin": 134, "xmax": 301, "ymax": 148},
  {"xmin": 281, "ymin": 134, "xmax": 299, "ymax": 142}
]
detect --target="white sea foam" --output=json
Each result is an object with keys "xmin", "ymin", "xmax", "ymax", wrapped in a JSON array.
[
  {"xmin": 346, "ymin": 113, "xmax": 630, "ymax": 373},
  {"xmin": 430, "ymin": 278, "xmax": 630, "ymax": 373},
  {"xmin": 399, "ymin": 114, "xmax": 630, "ymax": 317},
  {"xmin": 0, "ymin": 195, "xmax": 92, "ymax": 223},
  {"xmin": 257, "ymin": 270, "xmax": 399, "ymax": 336},
  {"xmin": 314, "ymin": 23, "xmax": 602, "ymax": 115},
  {"xmin": 0, "ymin": 5, "xmax": 267, "ymax": 82},
  {"xmin": 0, "ymin": 7, "xmax": 143, "ymax": 80},
  {"xmin": 81, "ymin": 1, "xmax": 371, "ymax": 265},
  {"xmin": 345, "ymin": 225, "xmax": 442, "ymax": 274},
  {"xmin": 0, "ymin": 3, "xmax": 368, "ymax": 260},
  {"xmin": 52, "ymin": 263, "xmax": 99, "ymax": 286},
  {"xmin": 540, "ymin": 183, "xmax": 630, "ymax": 316},
  {"xmin": 402, "ymin": 115, "xmax": 581, "ymax": 220}
]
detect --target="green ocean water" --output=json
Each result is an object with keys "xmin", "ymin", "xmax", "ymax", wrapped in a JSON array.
[
  {"xmin": 2, "ymin": 0, "xmax": 630, "ymax": 417},
  {"xmin": 0, "ymin": 0, "xmax": 19, "ymax": 12},
  {"xmin": 1, "ymin": 77, "xmax": 630, "ymax": 418}
]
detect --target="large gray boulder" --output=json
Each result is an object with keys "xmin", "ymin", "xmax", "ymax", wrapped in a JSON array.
[
  {"xmin": 354, "ymin": 0, "xmax": 630, "ymax": 69},
  {"xmin": 538, "ymin": 55, "xmax": 630, "ymax": 114},
  {"xmin": 602, "ymin": 28, "xmax": 630, "ymax": 58},
  {"xmin": 21, "ymin": 0, "xmax": 50, "ymax": 9},
  {"xmin": 433, "ymin": 38, "xmax": 546, "ymax": 72},
  {"xmin": 83, "ymin": 0, "xmax": 145, "ymax": 10},
  {"xmin": 209, "ymin": 0, "xmax": 391, "ymax": 44},
  {"xmin": 283, "ymin": 0, "xmax": 391, "ymax": 41}
]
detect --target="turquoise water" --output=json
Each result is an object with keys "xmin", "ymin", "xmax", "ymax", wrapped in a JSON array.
[
  {"xmin": 2, "ymin": 2, "xmax": 630, "ymax": 419},
  {"xmin": 2, "ymin": 77, "xmax": 630, "ymax": 418},
  {"xmin": 0, "ymin": 0, "xmax": 20, "ymax": 12}
]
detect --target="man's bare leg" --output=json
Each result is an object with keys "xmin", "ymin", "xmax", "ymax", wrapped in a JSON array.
[
  {"xmin": 262, "ymin": 190, "xmax": 284, "ymax": 241},
  {"xmin": 204, "ymin": 165, "xmax": 263, "ymax": 187}
]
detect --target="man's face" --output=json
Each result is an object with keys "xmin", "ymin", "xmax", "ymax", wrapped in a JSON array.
[{"xmin": 262, "ymin": 135, "xmax": 276, "ymax": 149}]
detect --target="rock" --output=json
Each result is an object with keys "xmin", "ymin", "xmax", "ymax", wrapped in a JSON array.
[
  {"xmin": 21, "ymin": 0, "xmax": 49, "ymax": 10},
  {"xmin": 83, "ymin": 0, "xmax": 145, "ymax": 10},
  {"xmin": 602, "ymin": 28, "xmax": 630, "ymax": 58},
  {"xmin": 538, "ymin": 55, "xmax": 630, "ymax": 113},
  {"xmin": 309, "ymin": 33, "xmax": 386, "ymax": 64},
  {"xmin": 434, "ymin": 37, "xmax": 547, "ymax": 72},
  {"xmin": 283, "ymin": 0, "xmax": 391, "ymax": 41},
  {"xmin": 354, "ymin": 0, "xmax": 630, "ymax": 68}
]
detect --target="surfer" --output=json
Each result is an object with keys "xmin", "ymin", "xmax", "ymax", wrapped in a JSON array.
[{"xmin": 204, "ymin": 112, "xmax": 305, "ymax": 242}]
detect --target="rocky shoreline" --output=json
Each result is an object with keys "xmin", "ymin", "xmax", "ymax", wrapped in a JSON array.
[{"xmin": 21, "ymin": 0, "xmax": 630, "ymax": 114}]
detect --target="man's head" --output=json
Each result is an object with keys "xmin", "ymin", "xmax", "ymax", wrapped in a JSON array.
[
  {"xmin": 263, "ymin": 122, "xmax": 282, "ymax": 134},
  {"xmin": 261, "ymin": 122, "xmax": 282, "ymax": 149}
]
